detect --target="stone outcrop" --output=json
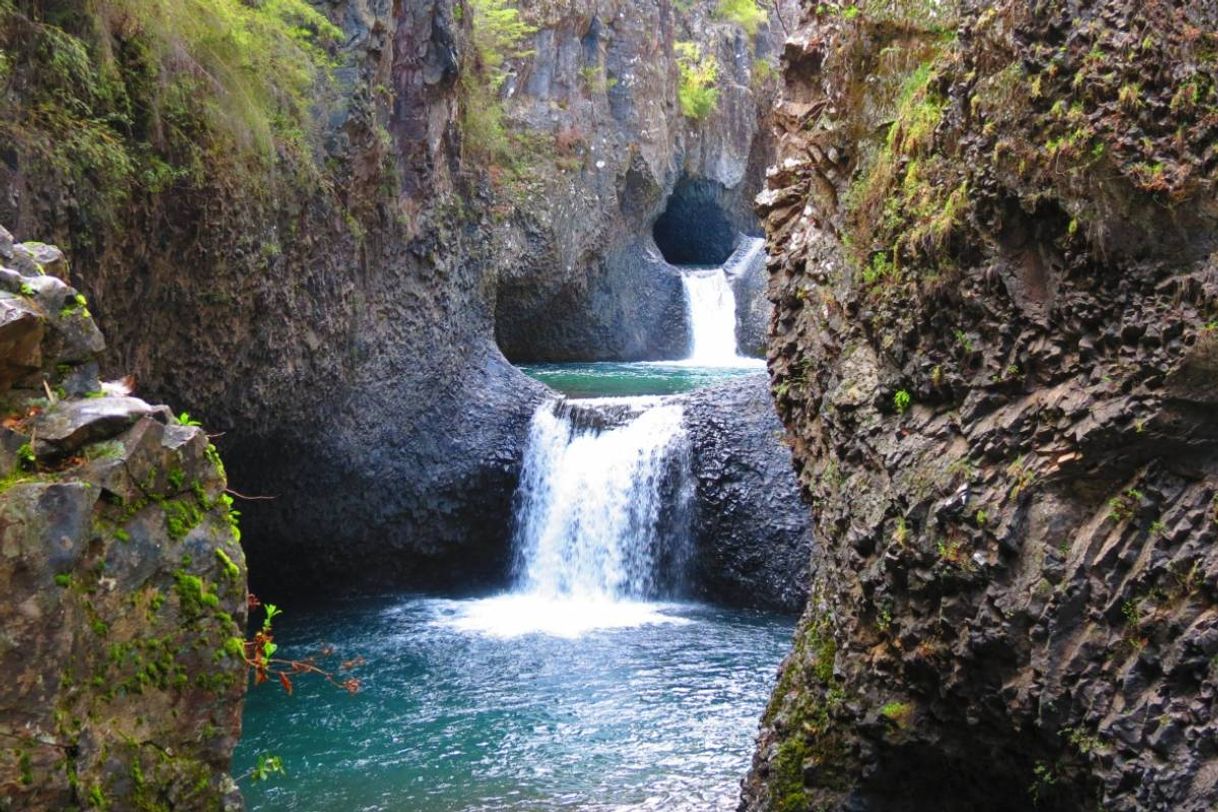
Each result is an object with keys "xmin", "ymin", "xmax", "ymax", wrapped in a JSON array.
[
  {"xmin": 745, "ymin": 2, "xmax": 1218, "ymax": 810},
  {"xmin": 684, "ymin": 375, "xmax": 812, "ymax": 613},
  {"xmin": 0, "ymin": 228, "xmax": 247, "ymax": 810}
]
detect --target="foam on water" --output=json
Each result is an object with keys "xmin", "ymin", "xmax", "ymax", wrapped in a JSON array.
[{"xmin": 436, "ymin": 594, "xmax": 690, "ymax": 639}]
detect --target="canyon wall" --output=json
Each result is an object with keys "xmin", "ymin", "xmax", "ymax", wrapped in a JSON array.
[{"xmin": 746, "ymin": 1, "xmax": 1218, "ymax": 810}]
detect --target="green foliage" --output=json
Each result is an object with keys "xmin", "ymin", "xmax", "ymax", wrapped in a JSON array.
[
  {"xmin": 893, "ymin": 388, "xmax": 911, "ymax": 414},
  {"xmin": 880, "ymin": 700, "xmax": 912, "ymax": 727},
  {"xmin": 751, "ymin": 57, "xmax": 777, "ymax": 88},
  {"xmin": 175, "ymin": 412, "xmax": 202, "ymax": 427},
  {"xmin": 1029, "ymin": 761, "xmax": 1057, "ymax": 805},
  {"xmin": 462, "ymin": 0, "xmax": 535, "ymax": 160},
  {"xmin": 675, "ymin": 41, "xmax": 719, "ymax": 120},
  {"xmin": 468, "ymin": 0, "xmax": 535, "ymax": 91},
  {"xmin": 0, "ymin": 0, "xmax": 337, "ymax": 238},
  {"xmin": 247, "ymin": 754, "xmax": 284, "ymax": 783},
  {"xmin": 717, "ymin": 0, "xmax": 767, "ymax": 37}
]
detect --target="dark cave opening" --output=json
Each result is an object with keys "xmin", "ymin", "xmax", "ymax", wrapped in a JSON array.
[{"xmin": 652, "ymin": 177, "xmax": 738, "ymax": 266}]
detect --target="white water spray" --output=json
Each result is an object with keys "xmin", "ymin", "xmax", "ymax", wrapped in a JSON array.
[{"xmin": 513, "ymin": 398, "xmax": 688, "ymax": 599}]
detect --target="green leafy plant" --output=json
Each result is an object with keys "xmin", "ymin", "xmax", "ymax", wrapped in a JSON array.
[
  {"xmin": 675, "ymin": 41, "xmax": 719, "ymax": 120},
  {"xmin": 893, "ymin": 389, "xmax": 912, "ymax": 414},
  {"xmin": 176, "ymin": 411, "xmax": 203, "ymax": 427},
  {"xmin": 462, "ymin": 0, "xmax": 536, "ymax": 160},
  {"xmin": 241, "ymin": 596, "xmax": 361, "ymax": 696},
  {"xmin": 241, "ymin": 753, "xmax": 285, "ymax": 784}
]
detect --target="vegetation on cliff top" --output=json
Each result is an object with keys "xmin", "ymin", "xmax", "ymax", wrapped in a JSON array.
[{"xmin": 0, "ymin": 0, "xmax": 337, "ymax": 246}]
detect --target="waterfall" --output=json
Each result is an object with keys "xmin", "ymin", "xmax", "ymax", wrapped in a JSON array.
[
  {"xmin": 447, "ymin": 396, "xmax": 693, "ymax": 637},
  {"xmin": 678, "ymin": 236, "xmax": 766, "ymax": 367},
  {"xmin": 681, "ymin": 271, "xmax": 741, "ymax": 366},
  {"xmin": 512, "ymin": 398, "xmax": 690, "ymax": 600}
]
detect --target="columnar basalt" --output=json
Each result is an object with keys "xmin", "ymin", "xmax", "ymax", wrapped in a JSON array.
[
  {"xmin": 746, "ymin": 2, "xmax": 1218, "ymax": 810},
  {"xmin": 0, "ymin": 0, "xmax": 795, "ymax": 597}
]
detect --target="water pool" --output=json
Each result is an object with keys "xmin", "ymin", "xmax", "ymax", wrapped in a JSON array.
[
  {"xmin": 234, "ymin": 595, "xmax": 792, "ymax": 811},
  {"xmin": 518, "ymin": 361, "xmax": 764, "ymax": 399}
]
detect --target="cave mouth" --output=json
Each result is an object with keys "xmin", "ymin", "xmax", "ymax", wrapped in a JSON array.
[{"xmin": 652, "ymin": 177, "xmax": 738, "ymax": 266}]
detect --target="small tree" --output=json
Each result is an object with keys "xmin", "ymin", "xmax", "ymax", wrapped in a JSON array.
[{"xmin": 675, "ymin": 41, "xmax": 719, "ymax": 120}]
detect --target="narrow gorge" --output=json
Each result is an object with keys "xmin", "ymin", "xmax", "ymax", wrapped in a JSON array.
[{"xmin": 1, "ymin": 0, "xmax": 1216, "ymax": 810}]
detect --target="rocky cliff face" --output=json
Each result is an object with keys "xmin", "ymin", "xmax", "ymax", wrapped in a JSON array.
[
  {"xmin": 746, "ymin": 1, "xmax": 1218, "ymax": 810},
  {"xmin": 0, "ymin": 0, "xmax": 798, "ymax": 598},
  {"xmin": 0, "ymin": 228, "xmax": 247, "ymax": 810},
  {"xmin": 685, "ymin": 375, "xmax": 811, "ymax": 612},
  {"xmin": 489, "ymin": 0, "xmax": 789, "ymax": 362}
]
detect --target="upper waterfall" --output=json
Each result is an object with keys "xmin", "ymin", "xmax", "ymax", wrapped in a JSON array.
[{"xmin": 677, "ymin": 237, "xmax": 767, "ymax": 367}]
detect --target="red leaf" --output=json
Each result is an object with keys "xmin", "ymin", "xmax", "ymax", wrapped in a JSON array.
[{"xmin": 279, "ymin": 673, "xmax": 294, "ymax": 695}]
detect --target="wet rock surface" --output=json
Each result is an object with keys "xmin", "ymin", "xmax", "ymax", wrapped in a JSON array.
[
  {"xmin": 0, "ymin": 228, "xmax": 247, "ymax": 810},
  {"xmin": 745, "ymin": 2, "xmax": 1218, "ymax": 811},
  {"xmin": 683, "ymin": 375, "xmax": 811, "ymax": 613}
]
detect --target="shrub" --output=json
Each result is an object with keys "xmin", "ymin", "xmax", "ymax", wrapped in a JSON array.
[
  {"xmin": 675, "ymin": 41, "xmax": 719, "ymax": 120},
  {"xmin": 467, "ymin": 0, "xmax": 535, "ymax": 90},
  {"xmin": 718, "ymin": 0, "xmax": 767, "ymax": 36}
]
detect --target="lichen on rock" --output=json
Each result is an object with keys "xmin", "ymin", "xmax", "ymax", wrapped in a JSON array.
[
  {"xmin": 746, "ymin": 1, "xmax": 1218, "ymax": 810},
  {"xmin": 0, "ymin": 226, "xmax": 247, "ymax": 811}
]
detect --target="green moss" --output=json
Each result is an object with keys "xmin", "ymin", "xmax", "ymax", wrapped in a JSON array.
[
  {"xmin": 173, "ymin": 571, "xmax": 219, "ymax": 621},
  {"xmin": 163, "ymin": 498, "xmax": 203, "ymax": 541},
  {"xmin": 880, "ymin": 700, "xmax": 913, "ymax": 727},
  {"xmin": 18, "ymin": 748, "xmax": 32, "ymax": 785},
  {"xmin": 762, "ymin": 614, "xmax": 854, "ymax": 807},
  {"xmin": 214, "ymin": 548, "xmax": 240, "ymax": 580}
]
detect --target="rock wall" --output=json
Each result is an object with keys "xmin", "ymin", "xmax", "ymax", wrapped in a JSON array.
[
  {"xmin": 746, "ymin": 1, "xmax": 1218, "ymax": 810},
  {"xmin": 490, "ymin": 0, "xmax": 793, "ymax": 362},
  {"xmin": 684, "ymin": 375, "xmax": 811, "ymax": 612},
  {"xmin": 0, "ymin": 229, "xmax": 247, "ymax": 809}
]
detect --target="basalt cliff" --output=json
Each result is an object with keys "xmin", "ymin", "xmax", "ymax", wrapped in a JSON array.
[
  {"xmin": 0, "ymin": 229, "xmax": 247, "ymax": 810},
  {"xmin": 746, "ymin": 1, "xmax": 1218, "ymax": 810}
]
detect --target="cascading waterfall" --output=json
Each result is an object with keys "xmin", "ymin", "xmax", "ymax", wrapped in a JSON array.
[
  {"xmin": 450, "ymin": 396, "xmax": 693, "ymax": 637},
  {"xmin": 681, "ymin": 271, "xmax": 741, "ymax": 365},
  {"xmin": 678, "ymin": 236, "xmax": 767, "ymax": 367},
  {"xmin": 512, "ymin": 398, "xmax": 689, "ymax": 600}
]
